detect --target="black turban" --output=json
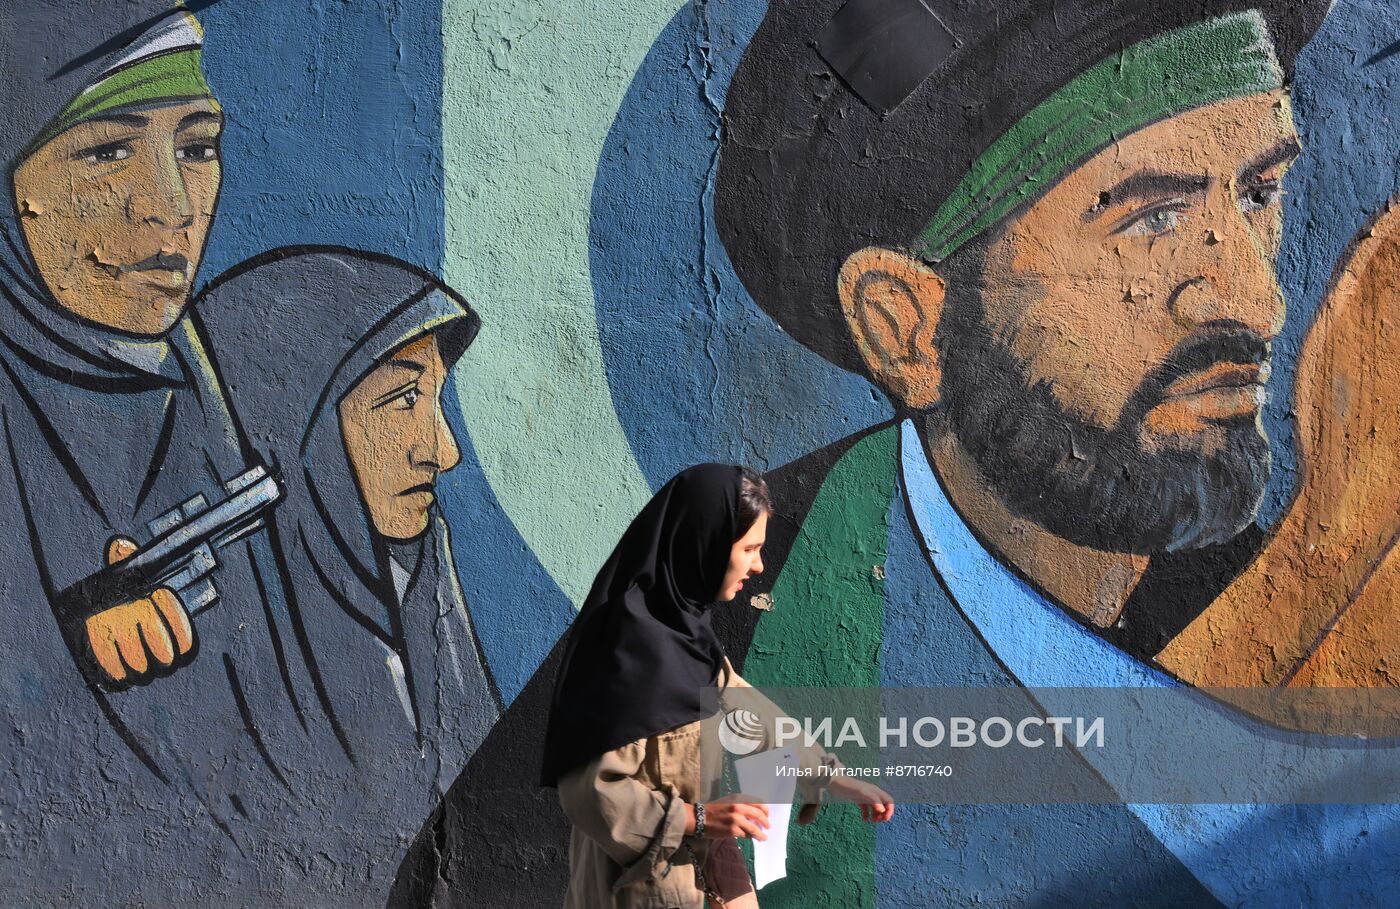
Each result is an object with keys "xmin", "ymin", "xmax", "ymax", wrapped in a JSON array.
[{"xmin": 715, "ymin": 0, "xmax": 1333, "ymax": 375}]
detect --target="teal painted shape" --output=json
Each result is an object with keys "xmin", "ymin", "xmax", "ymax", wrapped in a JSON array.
[{"xmin": 440, "ymin": 0, "xmax": 681, "ymax": 606}]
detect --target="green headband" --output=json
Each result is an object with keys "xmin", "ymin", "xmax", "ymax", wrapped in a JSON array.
[
  {"xmin": 37, "ymin": 48, "xmax": 217, "ymax": 149},
  {"xmin": 912, "ymin": 11, "xmax": 1283, "ymax": 262}
]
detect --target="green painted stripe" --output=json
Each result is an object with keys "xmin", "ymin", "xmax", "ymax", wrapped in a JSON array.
[
  {"xmin": 914, "ymin": 12, "xmax": 1282, "ymax": 262},
  {"xmin": 39, "ymin": 50, "xmax": 215, "ymax": 147},
  {"xmin": 744, "ymin": 426, "xmax": 899, "ymax": 908}
]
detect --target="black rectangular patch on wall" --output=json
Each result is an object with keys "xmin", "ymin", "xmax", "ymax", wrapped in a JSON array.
[{"xmin": 815, "ymin": 0, "xmax": 958, "ymax": 115}]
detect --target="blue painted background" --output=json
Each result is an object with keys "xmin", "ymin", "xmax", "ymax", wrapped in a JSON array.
[
  {"xmin": 199, "ymin": 0, "xmax": 445, "ymax": 276},
  {"xmin": 1264, "ymin": 0, "xmax": 1400, "ymax": 522},
  {"xmin": 590, "ymin": 0, "xmax": 892, "ymax": 490}
]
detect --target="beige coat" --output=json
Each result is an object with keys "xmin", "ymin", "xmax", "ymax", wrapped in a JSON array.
[{"xmin": 557, "ymin": 658, "xmax": 838, "ymax": 909}]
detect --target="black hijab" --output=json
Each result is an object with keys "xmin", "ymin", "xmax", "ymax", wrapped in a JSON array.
[{"xmin": 540, "ymin": 463, "xmax": 746, "ymax": 787}]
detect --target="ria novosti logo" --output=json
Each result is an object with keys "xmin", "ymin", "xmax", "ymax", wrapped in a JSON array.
[{"xmin": 718, "ymin": 708, "xmax": 765, "ymax": 755}]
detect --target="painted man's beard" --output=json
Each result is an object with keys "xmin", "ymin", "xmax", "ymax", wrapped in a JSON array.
[{"xmin": 932, "ymin": 292, "xmax": 1272, "ymax": 555}]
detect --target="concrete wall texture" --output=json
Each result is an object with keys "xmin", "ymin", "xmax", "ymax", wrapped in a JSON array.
[{"xmin": 3, "ymin": 0, "xmax": 1400, "ymax": 905}]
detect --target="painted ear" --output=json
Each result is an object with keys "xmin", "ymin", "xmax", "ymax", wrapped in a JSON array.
[{"xmin": 837, "ymin": 247, "xmax": 946, "ymax": 410}]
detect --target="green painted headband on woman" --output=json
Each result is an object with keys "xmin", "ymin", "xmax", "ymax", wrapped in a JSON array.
[{"xmin": 32, "ymin": 11, "xmax": 217, "ymax": 152}]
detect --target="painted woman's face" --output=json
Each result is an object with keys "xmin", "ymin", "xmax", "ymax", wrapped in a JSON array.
[
  {"xmin": 13, "ymin": 99, "xmax": 223, "ymax": 336},
  {"xmin": 716, "ymin": 510, "xmax": 768, "ymax": 602},
  {"xmin": 339, "ymin": 334, "xmax": 462, "ymax": 542}
]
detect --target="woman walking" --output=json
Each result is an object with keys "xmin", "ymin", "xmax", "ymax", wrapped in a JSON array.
[{"xmin": 541, "ymin": 463, "xmax": 893, "ymax": 908}]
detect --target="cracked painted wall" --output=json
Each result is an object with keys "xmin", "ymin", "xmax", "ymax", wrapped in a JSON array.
[{"xmin": 4, "ymin": 0, "xmax": 1400, "ymax": 907}]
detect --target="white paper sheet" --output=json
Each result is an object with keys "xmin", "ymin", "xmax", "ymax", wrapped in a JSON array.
[{"xmin": 733, "ymin": 746, "xmax": 799, "ymax": 889}]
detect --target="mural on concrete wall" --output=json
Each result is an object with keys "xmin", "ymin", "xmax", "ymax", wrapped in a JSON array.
[
  {"xmin": 0, "ymin": 3, "xmax": 520, "ymax": 905},
  {"xmin": 0, "ymin": 8, "xmax": 311, "ymax": 898},
  {"xmin": 408, "ymin": 1, "xmax": 1400, "ymax": 907},
  {"xmin": 708, "ymin": 0, "xmax": 1400, "ymax": 905},
  {"xmin": 194, "ymin": 246, "xmax": 501, "ymax": 809},
  {"xmin": 6, "ymin": 0, "xmax": 1400, "ymax": 906}
]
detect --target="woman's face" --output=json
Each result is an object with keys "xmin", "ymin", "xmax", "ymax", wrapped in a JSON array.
[
  {"xmin": 339, "ymin": 333, "xmax": 462, "ymax": 542},
  {"xmin": 12, "ymin": 99, "xmax": 223, "ymax": 335},
  {"xmin": 715, "ymin": 510, "xmax": 768, "ymax": 602}
]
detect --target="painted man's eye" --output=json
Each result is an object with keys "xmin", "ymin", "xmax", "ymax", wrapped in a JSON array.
[
  {"xmin": 78, "ymin": 143, "xmax": 132, "ymax": 165},
  {"xmin": 176, "ymin": 143, "xmax": 219, "ymax": 163},
  {"xmin": 395, "ymin": 388, "xmax": 421, "ymax": 410},
  {"xmin": 1121, "ymin": 205, "xmax": 1185, "ymax": 238},
  {"xmin": 1240, "ymin": 181, "xmax": 1283, "ymax": 212}
]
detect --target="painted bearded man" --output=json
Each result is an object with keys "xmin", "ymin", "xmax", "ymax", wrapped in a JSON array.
[{"xmin": 715, "ymin": 0, "xmax": 1400, "ymax": 905}]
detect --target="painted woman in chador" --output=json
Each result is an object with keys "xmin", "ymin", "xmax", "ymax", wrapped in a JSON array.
[
  {"xmin": 0, "ymin": 3, "xmax": 321, "ymax": 902},
  {"xmin": 197, "ymin": 247, "xmax": 501, "ymax": 903}
]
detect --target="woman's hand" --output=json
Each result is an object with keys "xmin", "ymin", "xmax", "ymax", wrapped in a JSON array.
[
  {"xmin": 686, "ymin": 795, "xmax": 770, "ymax": 841},
  {"xmin": 828, "ymin": 776, "xmax": 896, "ymax": 822},
  {"xmin": 85, "ymin": 537, "xmax": 194, "ymax": 685}
]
